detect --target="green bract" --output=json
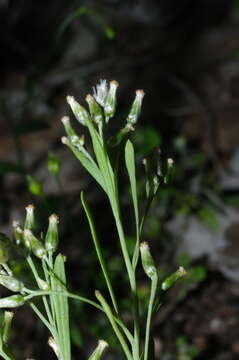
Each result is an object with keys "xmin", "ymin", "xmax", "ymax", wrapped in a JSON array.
[
  {"xmin": 88, "ymin": 340, "xmax": 108, "ymax": 360},
  {"xmin": 24, "ymin": 204, "xmax": 35, "ymax": 231},
  {"xmin": 0, "ymin": 275, "xmax": 24, "ymax": 293},
  {"xmin": 23, "ymin": 229, "xmax": 46, "ymax": 259},
  {"xmin": 0, "ymin": 295, "xmax": 25, "ymax": 309},
  {"xmin": 45, "ymin": 214, "xmax": 59, "ymax": 253},
  {"xmin": 161, "ymin": 267, "xmax": 187, "ymax": 291},
  {"xmin": 140, "ymin": 242, "xmax": 157, "ymax": 279}
]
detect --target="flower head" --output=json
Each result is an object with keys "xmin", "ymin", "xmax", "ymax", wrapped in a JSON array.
[{"xmin": 93, "ymin": 79, "xmax": 109, "ymax": 107}]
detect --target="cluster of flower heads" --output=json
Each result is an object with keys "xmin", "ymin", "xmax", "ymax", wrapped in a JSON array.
[
  {"xmin": 0, "ymin": 205, "xmax": 59, "ymax": 309},
  {"xmin": 61, "ymin": 79, "xmax": 175, "ymax": 202},
  {"xmin": 65, "ymin": 79, "xmax": 144, "ymax": 130},
  {"xmin": 12, "ymin": 205, "xmax": 59, "ymax": 259}
]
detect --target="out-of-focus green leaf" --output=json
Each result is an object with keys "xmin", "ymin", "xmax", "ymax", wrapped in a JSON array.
[
  {"xmin": 104, "ymin": 27, "xmax": 115, "ymax": 39},
  {"xmin": 26, "ymin": 176, "xmax": 44, "ymax": 197}
]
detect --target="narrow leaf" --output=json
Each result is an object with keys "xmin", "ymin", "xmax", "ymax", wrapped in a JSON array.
[
  {"xmin": 125, "ymin": 140, "xmax": 139, "ymax": 267},
  {"xmin": 51, "ymin": 254, "xmax": 71, "ymax": 360},
  {"xmin": 67, "ymin": 141, "xmax": 106, "ymax": 192}
]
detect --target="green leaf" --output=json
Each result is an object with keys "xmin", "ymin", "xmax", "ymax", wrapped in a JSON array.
[
  {"xmin": 84, "ymin": 114, "xmax": 116, "ymax": 204},
  {"xmin": 104, "ymin": 26, "xmax": 115, "ymax": 39},
  {"xmin": 67, "ymin": 141, "xmax": 106, "ymax": 192},
  {"xmin": 125, "ymin": 140, "xmax": 139, "ymax": 267},
  {"xmin": 51, "ymin": 254, "xmax": 71, "ymax": 360}
]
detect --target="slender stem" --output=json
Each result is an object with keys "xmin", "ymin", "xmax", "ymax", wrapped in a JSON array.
[
  {"xmin": 81, "ymin": 192, "xmax": 119, "ymax": 314},
  {"xmin": 27, "ymin": 256, "xmax": 57, "ymax": 342},
  {"xmin": 47, "ymin": 251, "xmax": 56, "ymax": 323},
  {"xmin": 26, "ymin": 256, "xmax": 39, "ymax": 280},
  {"xmin": 24, "ymin": 288, "xmax": 133, "ymax": 345},
  {"xmin": 113, "ymin": 208, "xmax": 140, "ymax": 360},
  {"xmin": 29, "ymin": 301, "xmax": 61, "ymax": 351},
  {"xmin": 0, "ymin": 348, "xmax": 14, "ymax": 360},
  {"xmin": 29, "ymin": 302, "xmax": 53, "ymax": 332},
  {"xmin": 42, "ymin": 260, "xmax": 54, "ymax": 325},
  {"xmin": 96, "ymin": 291, "xmax": 133, "ymax": 360},
  {"xmin": 112, "ymin": 208, "xmax": 135, "ymax": 290},
  {"xmin": 66, "ymin": 292, "xmax": 133, "ymax": 344},
  {"xmin": 139, "ymin": 197, "xmax": 153, "ymax": 237},
  {"xmin": 2, "ymin": 264, "xmax": 12, "ymax": 276},
  {"xmin": 144, "ymin": 274, "xmax": 158, "ymax": 360}
]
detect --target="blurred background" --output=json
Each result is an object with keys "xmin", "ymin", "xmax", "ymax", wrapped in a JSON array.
[{"xmin": 1, "ymin": 0, "xmax": 239, "ymax": 359}]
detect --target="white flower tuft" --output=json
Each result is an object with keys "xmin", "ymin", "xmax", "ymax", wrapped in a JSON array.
[{"xmin": 93, "ymin": 79, "xmax": 109, "ymax": 107}]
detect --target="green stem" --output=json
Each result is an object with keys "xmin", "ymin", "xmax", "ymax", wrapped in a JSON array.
[
  {"xmin": 24, "ymin": 289, "xmax": 133, "ymax": 345},
  {"xmin": 66, "ymin": 292, "xmax": 133, "ymax": 344},
  {"xmin": 112, "ymin": 208, "xmax": 135, "ymax": 290},
  {"xmin": 139, "ymin": 197, "xmax": 153, "ymax": 237},
  {"xmin": 29, "ymin": 302, "xmax": 53, "ymax": 332},
  {"xmin": 42, "ymin": 260, "xmax": 54, "ymax": 325},
  {"xmin": 113, "ymin": 208, "xmax": 140, "ymax": 360},
  {"xmin": 29, "ymin": 301, "xmax": 61, "ymax": 351},
  {"xmin": 144, "ymin": 274, "xmax": 158, "ymax": 360},
  {"xmin": 27, "ymin": 256, "xmax": 58, "ymax": 345},
  {"xmin": 81, "ymin": 191, "xmax": 119, "ymax": 314},
  {"xmin": 96, "ymin": 291, "xmax": 133, "ymax": 360}
]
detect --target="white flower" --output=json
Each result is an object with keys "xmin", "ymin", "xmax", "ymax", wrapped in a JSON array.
[{"xmin": 93, "ymin": 79, "xmax": 109, "ymax": 107}]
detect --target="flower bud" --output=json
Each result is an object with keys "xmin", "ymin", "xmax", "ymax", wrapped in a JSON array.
[
  {"xmin": 0, "ymin": 274, "xmax": 24, "ymax": 292},
  {"xmin": 47, "ymin": 152, "xmax": 61, "ymax": 177},
  {"xmin": 45, "ymin": 214, "xmax": 59, "ymax": 253},
  {"xmin": 140, "ymin": 242, "xmax": 157, "ymax": 279},
  {"xmin": 0, "ymin": 295, "xmax": 25, "ymax": 308},
  {"xmin": 61, "ymin": 116, "xmax": 76, "ymax": 137},
  {"xmin": 161, "ymin": 266, "xmax": 187, "ymax": 291},
  {"xmin": 66, "ymin": 96, "xmax": 89, "ymax": 126},
  {"xmin": 2, "ymin": 311, "xmax": 14, "ymax": 343},
  {"xmin": 164, "ymin": 158, "xmax": 174, "ymax": 184},
  {"xmin": 12, "ymin": 221, "xmax": 24, "ymax": 246},
  {"xmin": 61, "ymin": 136, "xmax": 70, "ymax": 146},
  {"xmin": 143, "ymin": 159, "xmax": 160, "ymax": 199},
  {"xmin": 104, "ymin": 80, "xmax": 118, "ymax": 122},
  {"xmin": 88, "ymin": 340, "xmax": 109, "ymax": 360},
  {"xmin": 24, "ymin": 204, "xmax": 35, "ymax": 231},
  {"xmin": 127, "ymin": 89, "xmax": 145, "ymax": 125},
  {"xmin": 70, "ymin": 134, "xmax": 85, "ymax": 151},
  {"xmin": 23, "ymin": 229, "xmax": 46, "ymax": 259},
  {"xmin": 36, "ymin": 277, "xmax": 50, "ymax": 291},
  {"xmin": 85, "ymin": 94, "xmax": 104, "ymax": 125}
]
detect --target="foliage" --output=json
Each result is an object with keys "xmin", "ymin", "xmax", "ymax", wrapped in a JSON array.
[{"xmin": 0, "ymin": 80, "xmax": 187, "ymax": 359}]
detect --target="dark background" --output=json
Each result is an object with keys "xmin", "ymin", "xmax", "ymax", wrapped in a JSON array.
[{"xmin": 1, "ymin": 1, "xmax": 239, "ymax": 359}]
